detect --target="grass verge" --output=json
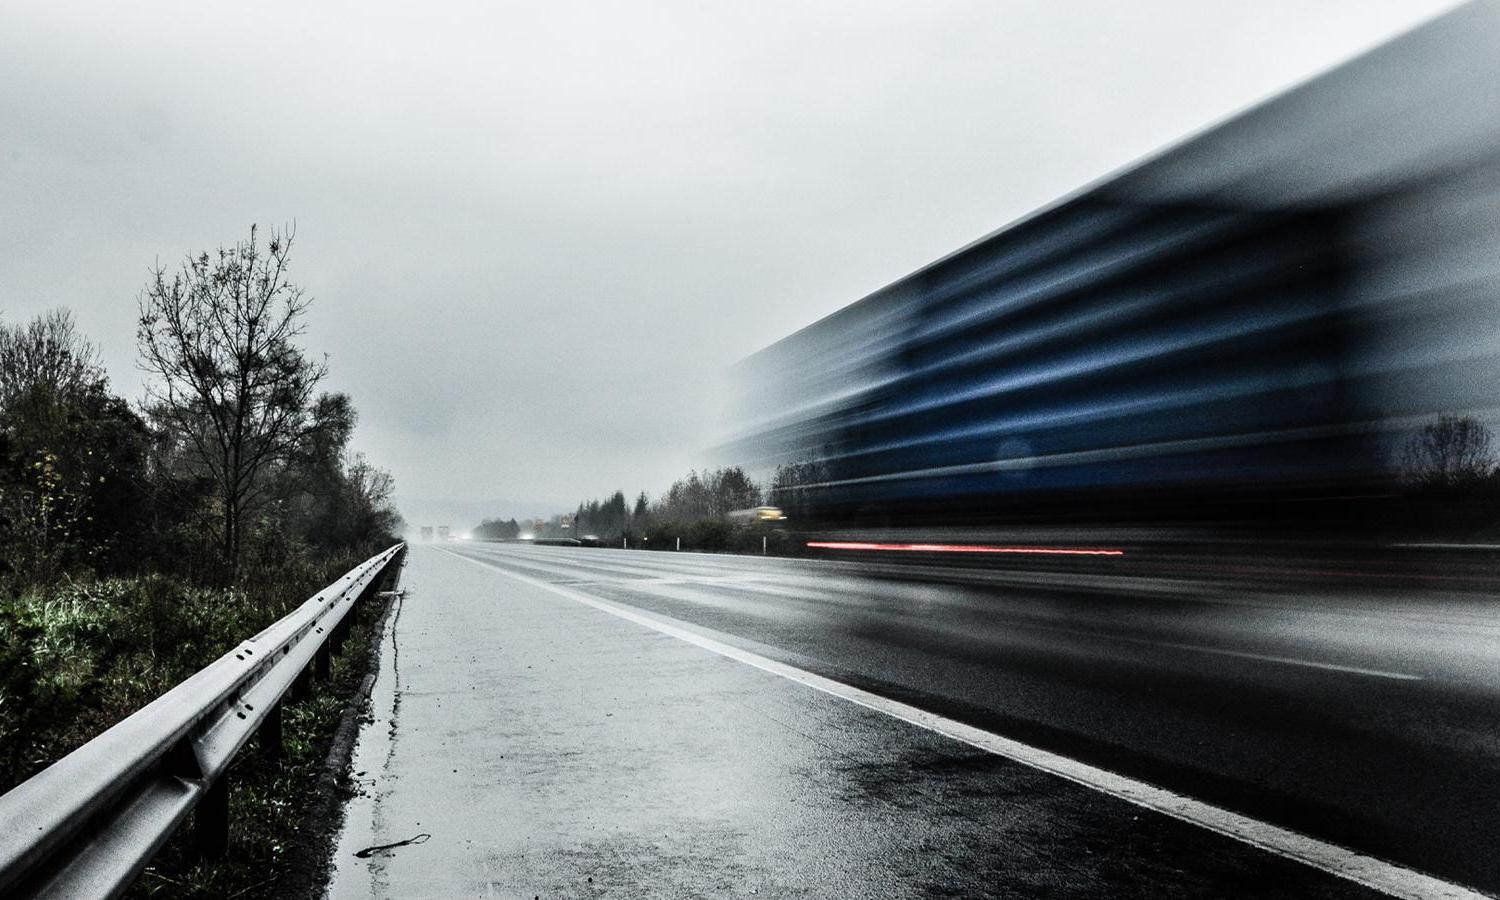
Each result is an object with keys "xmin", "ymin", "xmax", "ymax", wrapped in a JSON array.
[{"xmin": 126, "ymin": 592, "xmax": 390, "ymax": 898}]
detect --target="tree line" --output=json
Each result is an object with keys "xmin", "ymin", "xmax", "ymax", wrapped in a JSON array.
[
  {"xmin": 569, "ymin": 467, "xmax": 764, "ymax": 551},
  {"xmin": 472, "ymin": 517, "xmax": 523, "ymax": 540},
  {"xmin": 473, "ymin": 462, "xmax": 826, "ymax": 554},
  {"xmin": 1, "ymin": 224, "xmax": 402, "ymax": 595},
  {"xmin": 0, "ymin": 223, "xmax": 404, "ymax": 824}
]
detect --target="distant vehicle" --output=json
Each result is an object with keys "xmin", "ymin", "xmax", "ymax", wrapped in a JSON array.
[
  {"xmin": 420, "ymin": 526, "xmax": 434, "ymax": 542},
  {"xmin": 727, "ymin": 506, "xmax": 787, "ymax": 524},
  {"xmin": 437, "ymin": 525, "xmax": 451, "ymax": 541},
  {"xmin": 579, "ymin": 534, "xmax": 602, "ymax": 547}
]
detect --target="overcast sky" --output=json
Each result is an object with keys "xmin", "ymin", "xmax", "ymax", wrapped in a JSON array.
[{"xmin": 0, "ymin": 1, "xmax": 1459, "ymax": 526}]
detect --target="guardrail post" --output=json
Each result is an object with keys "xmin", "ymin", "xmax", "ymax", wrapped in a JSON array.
[
  {"xmin": 260, "ymin": 701, "xmax": 284, "ymax": 759},
  {"xmin": 315, "ymin": 641, "xmax": 331, "ymax": 681},
  {"xmin": 330, "ymin": 614, "xmax": 347, "ymax": 655},
  {"xmin": 196, "ymin": 775, "xmax": 230, "ymax": 859},
  {"xmin": 293, "ymin": 664, "xmax": 312, "ymax": 701},
  {"xmin": 351, "ymin": 563, "xmax": 389, "ymax": 629}
]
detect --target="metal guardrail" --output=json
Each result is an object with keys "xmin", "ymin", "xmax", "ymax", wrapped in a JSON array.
[{"xmin": 0, "ymin": 543, "xmax": 407, "ymax": 898}]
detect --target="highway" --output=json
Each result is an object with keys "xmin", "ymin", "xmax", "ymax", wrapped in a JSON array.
[{"xmin": 331, "ymin": 542, "xmax": 1500, "ymax": 898}]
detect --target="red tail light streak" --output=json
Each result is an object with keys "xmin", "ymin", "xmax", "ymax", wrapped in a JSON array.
[{"xmin": 806, "ymin": 541, "xmax": 1125, "ymax": 557}]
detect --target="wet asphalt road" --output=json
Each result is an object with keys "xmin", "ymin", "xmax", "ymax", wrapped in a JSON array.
[
  {"xmin": 326, "ymin": 542, "xmax": 1500, "ymax": 897},
  {"xmin": 393, "ymin": 540, "xmax": 1500, "ymax": 896}
]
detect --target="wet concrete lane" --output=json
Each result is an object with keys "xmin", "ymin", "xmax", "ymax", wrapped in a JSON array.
[{"xmin": 326, "ymin": 546, "xmax": 1378, "ymax": 898}]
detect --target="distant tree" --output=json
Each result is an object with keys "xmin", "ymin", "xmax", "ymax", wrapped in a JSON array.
[
  {"xmin": 603, "ymin": 490, "xmax": 627, "ymax": 535},
  {"xmin": 342, "ymin": 453, "xmax": 403, "ymax": 545},
  {"xmin": 1402, "ymin": 415, "xmax": 1497, "ymax": 491},
  {"xmin": 0, "ymin": 309, "xmax": 102, "ymax": 412},
  {"xmin": 656, "ymin": 470, "xmax": 711, "ymax": 522},
  {"xmin": 566, "ymin": 490, "xmax": 633, "ymax": 539},
  {"xmin": 137, "ymin": 224, "xmax": 327, "ymax": 575},
  {"xmin": 649, "ymin": 467, "xmax": 760, "ymax": 525},
  {"xmin": 0, "ymin": 310, "xmax": 150, "ymax": 584},
  {"xmin": 473, "ymin": 517, "xmax": 522, "ymax": 541},
  {"xmin": 769, "ymin": 459, "xmax": 827, "ymax": 521},
  {"xmin": 709, "ymin": 467, "xmax": 760, "ymax": 516},
  {"xmin": 633, "ymin": 491, "xmax": 650, "ymax": 520},
  {"xmin": 281, "ymin": 392, "xmax": 358, "ymax": 549}
]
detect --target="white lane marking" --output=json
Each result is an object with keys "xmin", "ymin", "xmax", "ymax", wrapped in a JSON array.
[
  {"xmin": 1023, "ymin": 622, "xmax": 1423, "ymax": 681},
  {"xmin": 472, "ymin": 547, "xmax": 1424, "ymax": 680},
  {"xmin": 438, "ymin": 546, "xmax": 1486, "ymax": 900},
  {"xmin": 701, "ymin": 576, "xmax": 1423, "ymax": 680},
  {"xmin": 745, "ymin": 578, "xmax": 1424, "ymax": 680},
  {"xmin": 1148, "ymin": 642, "xmax": 1421, "ymax": 680}
]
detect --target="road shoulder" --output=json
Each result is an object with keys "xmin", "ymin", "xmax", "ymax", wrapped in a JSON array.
[{"xmin": 327, "ymin": 546, "xmax": 1375, "ymax": 898}]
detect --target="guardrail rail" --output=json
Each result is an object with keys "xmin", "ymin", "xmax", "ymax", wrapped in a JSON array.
[{"xmin": 0, "ymin": 543, "xmax": 408, "ymax": 898}]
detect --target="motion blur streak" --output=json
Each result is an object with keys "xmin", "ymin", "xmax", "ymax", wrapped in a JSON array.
[
  {"xmin": 806, "ymin": 541, "xmax": 1125, "ymax": 556},
  {"xmin": 723, "ymin": 0, "xmax": 1500, "ymax": 538}
]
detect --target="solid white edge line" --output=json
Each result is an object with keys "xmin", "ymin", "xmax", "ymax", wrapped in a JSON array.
[{"xmin": 436, "ymin": 546, "xmax": 1490, "ymax": 900}]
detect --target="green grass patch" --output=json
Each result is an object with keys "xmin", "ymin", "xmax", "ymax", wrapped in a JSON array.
[
  {"xmin": 0, "ymin": 553, "xmax": 387, "ymax": 898},
  {"xmin": 130, "ymin": 603, "xmax": 384, "ymax": 898}
]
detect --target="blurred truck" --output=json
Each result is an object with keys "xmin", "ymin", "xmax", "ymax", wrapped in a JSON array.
[{"xmin": 723, "ymin": 3, "xmax": 1500, "ymax": 534}]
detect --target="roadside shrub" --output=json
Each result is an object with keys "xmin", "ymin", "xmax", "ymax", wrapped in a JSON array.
[
  {"xmin": 726, "ymin": 525, "xmax": 799, "ymax": 556},
  {"xmin": 685, "ymin": 519, "xmax": 731, "ymax": 552},
  {"xmin": 643, "ymin": 518, "xmax": 684, "ymax": 551},
  {"xmin": 0, "ymin": 554, "xmax": 363, "ymax": 790}
]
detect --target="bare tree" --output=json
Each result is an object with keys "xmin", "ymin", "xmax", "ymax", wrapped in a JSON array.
[
  {"xmin": 0, "ymin": 308, "xmax": 103, "ymax": 413},
  {"xmin": 652, "ymin": 467, "xmax": 762, "ymax": 522},
  {"xmin": 344, "ymin": 452, "xmax": 403, "ymax": 543},
  {"xmin": 137, "ymin": 224, "xmax": 326, "ymax": 573},
  {"xmin": 1401, "ymin": 415, "xmax": 1497, "ymax": 490}
]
